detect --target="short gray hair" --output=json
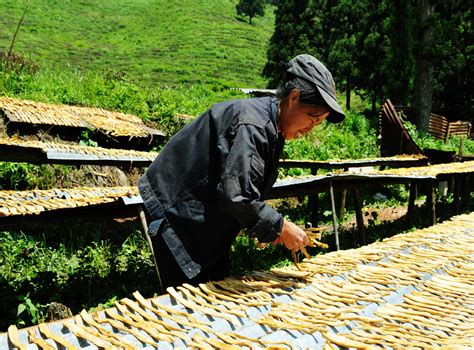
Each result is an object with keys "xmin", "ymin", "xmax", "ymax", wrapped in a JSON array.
[{"xmin": 277, "ymin": 73, "xmax": 327, "ymax": 107}]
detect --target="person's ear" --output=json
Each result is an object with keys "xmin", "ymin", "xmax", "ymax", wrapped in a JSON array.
[{"xmin": 289, "ymin": 89, "xmax": 300, "ymax": 104}]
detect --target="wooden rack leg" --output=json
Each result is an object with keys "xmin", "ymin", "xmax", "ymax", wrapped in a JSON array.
[
  {"xmin": 308, "ymin": 168, "xmax": 319, "ymax": 227},
  {"xmin": 337, "ymin": 167, "xmax": 348, "ymax": 219},
  {"xmin": 137, "ymin": 206, "xmax": 164, "ymax": 294},
  {"xmin": 406, "ymin": 181, "xmax": 417, "ymax": 225},
  {"xmin": 352, "ymin": 187, "xmax": 366, "ymax": 246},
  {"xmin": 308, "ymin": 192, "xmax": 320, "ymax": 228},
  {"xmin": 338, "ymin": 190, "xmax": 347, "ymax": 219},
  {"xmin": 329, "ymin": 181, "xmax": 340, "ymax": 250},
  {"xmin": 426, "ymin": 180, "xmax": 436, "ymax": 225},
  {"xmin": 453, "ymin": 175, "xmax": 461, "ymax": 214},
  {"xmin": 461, "ymin": 175, "xmax": 470, "ymax": 208}
]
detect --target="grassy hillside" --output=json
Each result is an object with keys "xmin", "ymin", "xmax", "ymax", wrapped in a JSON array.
[{"xmin": 0, "ymin": 0, "xmax": 275, "ymax": 87}]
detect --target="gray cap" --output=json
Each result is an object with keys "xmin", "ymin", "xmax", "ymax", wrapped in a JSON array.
[{"xmin": 286, "ymin": 54, "xmax": 345, "ymax": 123}]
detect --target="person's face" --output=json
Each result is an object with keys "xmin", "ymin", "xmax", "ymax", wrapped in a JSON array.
[{"xmin": 278, "ymin": 89, "xmax": 330, "ymax": 140}]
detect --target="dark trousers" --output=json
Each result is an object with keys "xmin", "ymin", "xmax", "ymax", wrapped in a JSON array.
[
  {"xmin": 150, "ymin": 231, "xmax": 230, "ymax": 290},
  {"xmin": 144, "ymin": 209, "xmax": 230, "ymax": 290}
]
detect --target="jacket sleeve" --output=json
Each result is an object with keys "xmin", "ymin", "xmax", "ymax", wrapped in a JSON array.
[{"xmin": 216, "ymin": 123, "xmax": 282, "ymax": 243}]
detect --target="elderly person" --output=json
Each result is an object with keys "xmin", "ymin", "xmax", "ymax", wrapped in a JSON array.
[{"xmin": 139, "ymin": 54, "xmax": 345, "ymax": 289}]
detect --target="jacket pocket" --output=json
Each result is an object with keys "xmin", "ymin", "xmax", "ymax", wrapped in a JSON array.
[{"xmin": 169, "ymin": 198, "xmax": 206, "ymax": 225}]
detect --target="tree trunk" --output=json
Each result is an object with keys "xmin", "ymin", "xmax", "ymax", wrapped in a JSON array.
[
  {"xmin": 345, "ymin": 77, "xmax": 351, "ymax": 111},
  {"xmin": 371, "ymin": 97, "xmax": 377, "ymax": 115},
  {"xmin": 413, "ymin": 0, "xmax": 435, "ymax": 133}
]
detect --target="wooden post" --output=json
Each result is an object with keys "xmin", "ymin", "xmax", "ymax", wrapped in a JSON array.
[
  {"xmin": 444, "ymin": 122, "xmax": 451, "ymax": 144},
  {"xmin": 406, "ymin": 181, "xmax": 417, "ymax": 225},
  {"xmin": 425, "ymin": 180, "xmax": 436, "ymax": 225},
  {"xmin": 338, "ymin": 190, "xmax": 347, "ymax": 219},
  {"xmin": 329, "ymin": 180, "xmax": 340, "ymax": 250},
  {"xmin": 461, "ymin": 175, "xmax": 470, "ymax": 208},
  {"xmin": 458, "ymin": 137, "xmax": 464, "ymax": 161},
  {"xmin": 308, "ymin": 168, "xmax": 319, "ymax": 227},
  {"xmin": 137, "ymin": 206, "xmax": 164, "ymax": 294},
  {"xmin": 453, "ymin": 175, "xmax": 461, "ymax": 214},
  {"xmin": 352, "ymin": 187, "xmax": 366, "ymax": 246},
  {"xmin": 338, "ymin": 167, "xmax": 348, "ymax": 219}
]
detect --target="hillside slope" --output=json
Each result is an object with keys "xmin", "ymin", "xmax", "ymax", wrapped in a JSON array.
[{"xmin": 0, "ymin": 0, "xmax": 275, "ymax": 87}]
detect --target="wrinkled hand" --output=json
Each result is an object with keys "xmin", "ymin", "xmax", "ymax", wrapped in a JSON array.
[{"xmin": 273, "ymin": 220, "xmax": 309, "ymax": 251}]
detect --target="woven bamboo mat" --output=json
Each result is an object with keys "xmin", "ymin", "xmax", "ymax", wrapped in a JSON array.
[
  {"xmin": 0, "ymin": 137, "xmax": 157, "ymax": 164},
  {"xmin": 0, "ymin": 186, "xmax": 138, "ymax": 217},
  {"xmin": 0, "ymin": 97, "xmax": 163, "ymax": 138},
  {"xmin": 281, "ymin": 154, "xmax": 427, "ymax": 165},
  {"xmin": 1, "ymin": 212, "xmax": 473, "ymax": 349},
  {"xmin": 367, "ymin": 160, "xmax": 474, "ymax": 177}
]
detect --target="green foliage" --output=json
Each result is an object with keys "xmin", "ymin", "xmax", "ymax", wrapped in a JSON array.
[
  {"xmin": 431, "ymin": 1, "xmax": 473, "ymax": 121},
  {"xmin": 1, "ymin": 0, "xmax": 470, "ymax": 333},
  {"xmin": 0, "ymin": 64, "xmax": 247, "ymax": 143},
  {"xmin": 0, "ymin": 50, "xmax": 39, "ymax": 75},
  {"xmin": 262, "ymin": 0, "xmax": 317, "ymax": 87},
  {"xmin": 323, "ymin": 1, "xmax": 366, "ymax": 109},
  {"xmin": 266, "ymin": 0, "xmax": 471, "ymax": 121},
  {"xmin": 16, "ymin": 293, "xmax": 42, "ymax": 326},
  {"xmin": 282, "ymin": 109, "xmax": 378, "ymax": 163},
  {"xmin": 230, "ymin": 234, "xmax": 291, "ymax": 275},
  {"xmin": 236, "ymin": 0, "xmax": 265, "ymax": 24},
  {"xmin": 0, "ymin": 229, "xmax": 155, "ymax": 330},
  {"xmin": 0, "ymin": 163, "xmax": 75, "ymax": 190},
  {"xmin": 0, "ymin": 0, "xmax": 275, "ymax": 88},
  {"xmin": 382, "ymin": 0, "xmax": 415, "ymax": 105},
  {"xmin": 404, "ymin": 117, "xmax": 474, "ymax": 153}
]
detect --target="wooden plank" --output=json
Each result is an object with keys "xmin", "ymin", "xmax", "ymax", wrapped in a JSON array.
[
  {"xmin": 382, "ymin": 100, "xmax": 423, "ymax": 155},
  {"xmin": 429, "ymin": 115, "xmax": 448, "ymax": 124},
  {"xmin": 429, "ymin": 121, "xmax": 448, "ymax": 130},
  {"xmin": 444, "ymin": 123, "xmax": 451, "ymax": 143},
  {"xmin": 429, "ymin": 119, "xmax": 449, "ymax": 128},
  {"xmin": 448, "ymin": 125, "xmax": 470, "ymax": 131},
  {"xmin": 279, "ymin": 157, "xmax": 428, "ymax": 170}
]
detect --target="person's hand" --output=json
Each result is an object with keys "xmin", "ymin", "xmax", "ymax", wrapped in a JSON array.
[{"xmin": 273, "ymin": 220, "xmax": 309, "ymax": 251}]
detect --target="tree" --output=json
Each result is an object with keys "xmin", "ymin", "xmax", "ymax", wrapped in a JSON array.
[
  {"xmin": 324, "ymin": 0, "xmax": 366, "ymax": 110},
  {"xmin": 352, "ymin": 1, "xmax": 390, "ymax": 114},
  {"xmin": 413, "ymin": 0, "xmax": 436, "ymax": 132},
  {"xmin": 383, "ymin": 0, "xmax": 415, "ymax": 106},
  {"xmin": 431, "ymin": 0, "xmax": 473, "ymax": 122},
  {"xmin": 262, "ymin": 0, "xmax": 321, "ymax": 87},
  {"xmin": 236, "ymin": 0, "xmax": 265, "ymax": 24},
  {"xmin": 263, "ymin": 0, "xmax": 471, "ymax": 125}
]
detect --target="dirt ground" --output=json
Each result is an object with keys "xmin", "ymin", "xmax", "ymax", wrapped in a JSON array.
[{"xmin": 344, "ymin": 205, "xmax": 412, "ymax": 227}]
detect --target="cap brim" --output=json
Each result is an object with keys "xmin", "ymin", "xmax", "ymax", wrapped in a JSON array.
[{"xmin": 317, "ymin": 87, "xmax": 345, "ymax": 124}]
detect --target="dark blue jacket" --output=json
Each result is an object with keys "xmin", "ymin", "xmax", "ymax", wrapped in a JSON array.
[{"xmin": 138, "ymin": 97, "xmax": 284, "ymax": 278}]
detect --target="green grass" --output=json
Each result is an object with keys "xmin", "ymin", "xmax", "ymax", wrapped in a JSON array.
[
  {"xmin": 0, "ymin": 227, "xmax": 156, "ymax": 330},
  {"xmin": 0, "ymin": 1, "xmax": 471, "ymax": 333},
  {"xmin": 0, "ymin": 0, "xmax": 275, "ymax": 87}
]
